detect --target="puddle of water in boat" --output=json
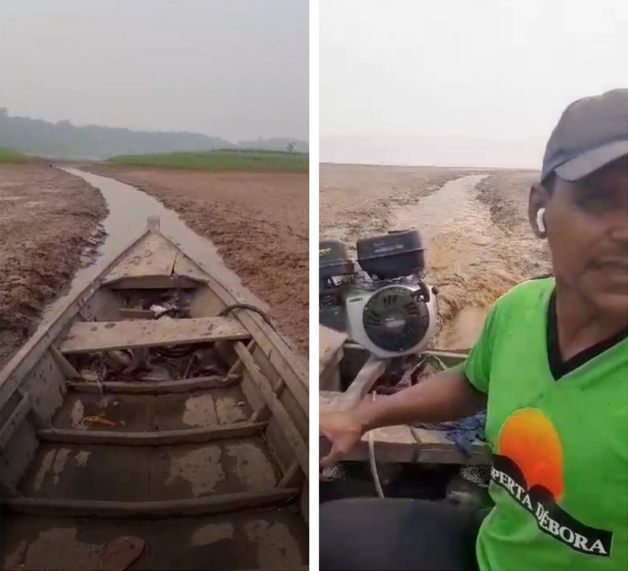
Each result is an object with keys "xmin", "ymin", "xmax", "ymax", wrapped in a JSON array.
[{"xmin": 37, "ymin": 168, "xmax": 267, "ymax": 328}]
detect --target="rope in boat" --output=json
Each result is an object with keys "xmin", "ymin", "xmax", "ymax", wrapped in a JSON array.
[
  {"xmin": 368, "ymin": 391, "xmax": 386, "ymax": 498},
  {"xmin": 218, "ymin": 303, "xmax": 279, "ymax": 332}
]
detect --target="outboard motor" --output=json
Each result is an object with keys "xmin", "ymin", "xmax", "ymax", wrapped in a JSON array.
[{"xmin": 319, "ymin": 229, "xmax": 438, "ymax": 359}]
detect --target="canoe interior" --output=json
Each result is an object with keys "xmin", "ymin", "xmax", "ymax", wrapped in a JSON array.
[{"xmin": 0, "ymin": 219, "xmax": 309, "ymax": 571}]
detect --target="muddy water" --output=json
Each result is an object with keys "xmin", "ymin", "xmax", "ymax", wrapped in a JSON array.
[
  {"xmin": 391, "ymin": 174, "xmax": 490, "ymax": 244},
  {"xmin": 390, "ymin": 174, "xmax": 515, "ymax": 350},
  {"xmin": 37, "ymin": 168, "xmax": 267, "ymax": 330}
]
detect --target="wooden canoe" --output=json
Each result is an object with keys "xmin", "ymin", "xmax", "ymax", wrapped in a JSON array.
[{"xmin": 0, "ymin": 216, "xmax": 309, "ymax": 571}]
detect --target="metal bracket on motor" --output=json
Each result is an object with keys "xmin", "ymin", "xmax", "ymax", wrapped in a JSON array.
[{"xmin": 146, "ymin": 216, "xmax": 161, "ymax": 231}]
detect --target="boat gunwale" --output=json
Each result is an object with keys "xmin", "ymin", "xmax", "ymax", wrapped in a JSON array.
[{"xmin": 0, "ymin": 226, "xmax": 150, "ymax": 407}]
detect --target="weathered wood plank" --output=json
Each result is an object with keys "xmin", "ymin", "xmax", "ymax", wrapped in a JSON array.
[
  {"xmin": 37, "ymin": 421, "xmax": 267, "ymax": 446},
  {"xmin": 0, "ymin": 394, "xmax": 31, "ymax": 451},
  {"xmin": 3, "ymin": 488, "xmax": 300, "ymax": 519},
  {"xmin": 342, "ymin": 356, "xmax": 386, "ymax": 407},
  {"xmin": 60, "ymin": 317, "xmax": 250, "ymax": 354},
  {"xmin": 50, "ymin": 345, "xmax": 81, "ymax": 380},
  {"xmin": 356, "ymin": 425, "xmax": 419, "ymax": 463},
  {"xmin": 251, "ymin": 334, "xmax": 309, "ymax": 410},
  {"xmin": 234, "ymin": 342, "xmax": 309, "ymax": 480},
  {"xmin": 107, "ymin": 276, "xmax": 201, "ymax": 290},
  {"xmin": 319, "ymin": 325, "xmax": 347, "ymax": 373},
  {"xmin": 278, "ymin": 461, "xmax": 302, "ymax": 488},
  {"xmin": 173, "ymin": 251, "xmax": 210, "ymax": 282},
  {"xmin": 67, "ymin": 374, "xmax": 240, "ymax": 395},
  {"xmin": 103, "ymin": 232, "xmax": 178, "ymax": 284},
  {"xmin": 412, "ymin": 427, "xmax": 491, "ymax": 464}
]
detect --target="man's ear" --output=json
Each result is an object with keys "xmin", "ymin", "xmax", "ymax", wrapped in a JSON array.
[{"xmin": 528, "ymin": 182, "xmax": 550, "ymax": 238}]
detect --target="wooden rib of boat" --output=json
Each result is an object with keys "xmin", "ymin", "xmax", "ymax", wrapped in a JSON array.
[
  {"xmin": 319, "ymin": 324, "xmax": 490, "ymax": 466},
  {"xmin": 0, "ymin": 216, "xmax": 309, "ymax": 571}
]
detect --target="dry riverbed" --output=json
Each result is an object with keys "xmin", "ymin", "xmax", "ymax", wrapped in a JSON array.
[{"xmin": 0, "ymin": 164, "xmax": 107, "ymax": 368}]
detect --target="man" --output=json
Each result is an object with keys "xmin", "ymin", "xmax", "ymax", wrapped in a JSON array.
[{"xmin": 319, "ymin": 88, "xmax": 628, "ymax": 571}]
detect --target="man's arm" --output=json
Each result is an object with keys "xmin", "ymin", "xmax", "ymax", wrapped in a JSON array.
[
  {"xmin": 320, "ymin": 299, "xmax": 499, "ymax": 468},
  {"xmin": 353, "ymin": 366, "xmax": 486, "ymax": 432},
  {"xmin": 355, "ymin": 297, "xmax": 498, "ymax": 431}
]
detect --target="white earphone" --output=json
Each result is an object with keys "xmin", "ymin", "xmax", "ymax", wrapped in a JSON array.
[{"xmin": 536, "ymin": 208, "xmax": 546, "ymax": 234}]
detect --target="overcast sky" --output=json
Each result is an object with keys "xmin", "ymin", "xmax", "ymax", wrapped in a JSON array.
[
  {"xmin": 0, "ymin": 0, "xmax": 308, "ymax": 143},
  {"xmin": 321, "ymin": 0, "xmax": 628, "ymax": 167}
]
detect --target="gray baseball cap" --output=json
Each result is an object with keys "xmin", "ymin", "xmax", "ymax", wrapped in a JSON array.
[{"xmin": 541, "ymin": 88, "xmax": 628, "ymax": 183}]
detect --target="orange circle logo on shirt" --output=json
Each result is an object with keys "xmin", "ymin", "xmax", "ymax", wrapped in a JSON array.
[{"xmin": 498, "ymin": 407, "xmax": 564, "ymax": 500}]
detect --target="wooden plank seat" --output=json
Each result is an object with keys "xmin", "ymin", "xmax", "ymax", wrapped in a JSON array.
[{"xmin": 60, "ymin": 317, "xmax": 250, "ymax": 354}]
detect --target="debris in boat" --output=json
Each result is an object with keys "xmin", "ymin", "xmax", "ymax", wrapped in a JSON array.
[
  {"xmin": 80, "ymin": 369, "xmax": 99, "ymax": 383},
  {"xmin": 370, "ymin": 354, "xmax": 434, "ymax": 395},
  {"xmin": 101, "ymin": 536, "xmax": 146, "ymax": 571},
  {"xmin": 192, "ymin": 346, "xmax": 223, "ymax": 374},
  {"xmin": 150, "ymin": 304, "xmax": 170, "ymax": 317},
  {"xmin": 81, "ymin": 411, "xmax": 116, "ymax": 428},
  {"xmin": 460, "ymin": 464, "xmax": 490, "ymax": 488},
  {"xmin": 321, "ymin": 462, "xmax": 348, "ymax": 481},
  {"xmin": 140, "ymin": 365, "xmax": 171, "ymax": 382},
  {"xmin": 445, "ymin": 466, "xmax": 491, "ymax": 508},
  {"xmin": 69, "ymin": 301, "xmax": 231, "ymax": 385},
  {"xmin": 108, "ymin": 349, "xmax": 133, "ymax": 370},
  {"xmin": 416, "ymin": 409, "xmax": 487, "ymax": 455},
  {"xmin": 183, "ymin": 354, "xmax": 195, "ymax": 377}
]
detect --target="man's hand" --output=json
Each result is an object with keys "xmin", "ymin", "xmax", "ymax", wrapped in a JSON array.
[{"xmin": 319, "ymin": 411, "xmax": 364, "ymax": 469}]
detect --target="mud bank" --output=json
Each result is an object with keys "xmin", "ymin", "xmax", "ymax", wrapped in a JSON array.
[
  {"xmin": 320, "ymin": 165, "xmax": 551, "ymax": 349},
  {"xmin": 0, "ymin": 164, "xmax": 108, "ymax": 367},
  {"xmin": 320, "ymin": 164, "xmax": 475, "ymax": 249},
  {"xmin": 84, "ymin": 165, "xmax": 309, "ymax": 355}
]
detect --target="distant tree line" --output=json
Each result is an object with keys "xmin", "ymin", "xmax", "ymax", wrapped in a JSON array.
[{"xmin": 0, "ymin": 108, "xmax": 308, "ymax": 160}]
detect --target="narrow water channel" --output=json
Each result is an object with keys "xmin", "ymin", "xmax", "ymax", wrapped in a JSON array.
[
  {"xmin": 38, "ymin": 168, "xmax": 267, "ymax": 330},
  {"xmin": 390, "ymin": 174, "xmax": 497, "ymax": 350}
]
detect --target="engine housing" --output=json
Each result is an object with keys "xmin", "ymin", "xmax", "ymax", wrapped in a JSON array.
[
  {"xmin": 319, "ymin": 230, "xmax": 438, "ymax": 359},
  {"xmin": 344, "ymin": 282, "xmax": 437, "ymax": 358}
]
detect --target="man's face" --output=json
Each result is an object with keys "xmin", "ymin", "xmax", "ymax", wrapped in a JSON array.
[{"xmin": 540, "ymin": 157, "xmax": 628, "ymax": 320}]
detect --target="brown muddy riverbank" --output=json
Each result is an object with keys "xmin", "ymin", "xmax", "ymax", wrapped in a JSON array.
[{"xmin": 0, "ymin": 164, "xmax": 108, "ymax": 367}]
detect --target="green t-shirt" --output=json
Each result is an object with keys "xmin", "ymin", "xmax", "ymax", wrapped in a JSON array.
[{"xmin": 464, "ymin": 277, "xmax": 628, "ymax": 571}]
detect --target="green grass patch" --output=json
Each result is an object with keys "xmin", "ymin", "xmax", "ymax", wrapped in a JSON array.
[
  {"xmin": 0, "ymin": 147, "xmax": 28, "ymax": 163},
  {"xmin": 107, "ymin": 149, "xmax": 309, "ymax": 173}
]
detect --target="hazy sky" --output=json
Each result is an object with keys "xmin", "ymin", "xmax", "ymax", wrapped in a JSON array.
[
  {"xmin": 321, "ymin": 0, "xmax": 628, "ymax": 167},
  {"xmin": 0, "ymin": 0, "xmax": 308, "ymax": 142}
]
